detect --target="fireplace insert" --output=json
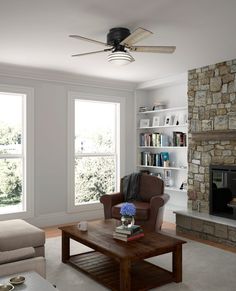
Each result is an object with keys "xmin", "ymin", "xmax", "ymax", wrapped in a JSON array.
[{"xmin": 210, "ymin": 165, "xmax": 236, "ymax": 220}]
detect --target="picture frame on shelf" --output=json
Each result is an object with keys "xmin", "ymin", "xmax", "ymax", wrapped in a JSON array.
[
  {"xmin": 164, "ymin": 169, "xmax": 173, "ymax": 187},
  {"xmin": 140, "ymin": 119, "xmax": 150, "ymax": 128},
  {"xmin": 164, "ymin": 115, "xmax": 172, "ymax": 126},
  {"xmin": 173, "ymin": 115, "xmax": 179, "ymax": 126},
  {"xmin": 152, "ymin": 116, "xmax": 160, "ymax": 127}
]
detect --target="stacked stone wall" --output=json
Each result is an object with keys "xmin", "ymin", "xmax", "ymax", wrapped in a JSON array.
[{"xmin": 188, "ymin": 59, "xmax": 236, "ymax": 212}]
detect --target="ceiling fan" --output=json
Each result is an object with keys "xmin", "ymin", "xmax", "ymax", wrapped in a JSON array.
[{"xmin": 69, "ymin": 27, "xmax": 176, "ymax": 66}]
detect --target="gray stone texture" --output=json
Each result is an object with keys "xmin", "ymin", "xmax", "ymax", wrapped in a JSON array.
[
  {"xmin": 210, "ymin": 77, "xmax": 222, "ymax": 92},
  {"xmin": 188, "ymin": 59, "xmax": 236, "ymax": 216},
  {"xmin": 214, "ymin": 115, "xmax": 228, "ymax": 130},
  {"xmin": 176, "ymin": 214, "xmax": 236, "ymax": 247}
]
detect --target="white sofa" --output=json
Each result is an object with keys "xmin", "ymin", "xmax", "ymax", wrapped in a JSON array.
[{"xmin": 0, "ymin": 219, "xmax": 46, "ymax": 278}]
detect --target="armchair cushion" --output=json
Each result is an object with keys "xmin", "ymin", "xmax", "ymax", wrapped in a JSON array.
[{"xmin": 0, "ymin": 247, "xmax": 35, "ymax": 265}]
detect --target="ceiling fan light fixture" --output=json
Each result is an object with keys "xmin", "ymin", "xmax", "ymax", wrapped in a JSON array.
[{"xmin": 107, "ymin": 51, "xmax": 134, "ymax": 66}]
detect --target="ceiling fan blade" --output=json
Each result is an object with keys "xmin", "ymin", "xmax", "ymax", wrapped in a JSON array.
[
  {"xmin": 129, "ymin": 46, "xmax": 176, "ymax": 53},
  {"xmin": 72, "ymin": 48, "xmax": 112, "ymax": 57},
  {"xmin": 69, "ymin": 35, "xmax": 109, "ymax": 47},
  {"xmin": 120, "ymin": 27, "xmax": 153, "ymax": 47}
]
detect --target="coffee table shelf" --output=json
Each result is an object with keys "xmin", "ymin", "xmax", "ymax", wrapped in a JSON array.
[{"xmin": 69, "ymin": 251, "xmax": 173, "ymax": 291}]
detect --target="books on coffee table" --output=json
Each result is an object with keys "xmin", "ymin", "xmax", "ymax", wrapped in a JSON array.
[
  {"xmin": 115, "ymin": 225, "xmax": 141, "ymax": 235},
  {"xmin": 113, "ymin": 225, "xmax": 144, "ymax": 242}
]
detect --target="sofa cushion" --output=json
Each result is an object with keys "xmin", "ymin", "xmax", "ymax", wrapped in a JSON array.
[
  {"xmin": 0, "ymin": 219, "xmax": 45, "ymax": 251},
  {"xmin": 112, "ymin": 201, "xmax": 150, "ymax": 221}
]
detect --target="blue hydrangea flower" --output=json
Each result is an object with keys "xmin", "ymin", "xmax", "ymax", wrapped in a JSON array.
[{"xmin": 120, "ymin": 202, "xmax": 136, "ymax": 217}]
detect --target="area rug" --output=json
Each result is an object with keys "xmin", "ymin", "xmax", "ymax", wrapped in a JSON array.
[{"xmin": 45, "ymin": 235, "xmax": 236, "ymax": 291}]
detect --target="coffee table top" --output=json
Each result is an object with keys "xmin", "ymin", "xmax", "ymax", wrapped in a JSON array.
[{"xmin": 59, "ymin": 219, "xmax": 186, "ymax": 260}]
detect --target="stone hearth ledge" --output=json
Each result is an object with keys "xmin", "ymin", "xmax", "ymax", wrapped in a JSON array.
[{"xmin": 175, "ymin": 210, "xmax": 236, "ymax": 247}]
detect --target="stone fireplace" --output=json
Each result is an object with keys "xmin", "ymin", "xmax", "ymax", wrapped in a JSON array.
[
  {"xmin": 188, "ymin": 59, "xmax": 236, "ymax": 213},
  {"xmin": 175, "ymin": 59, "xmax": 236, "ymax": 247}
]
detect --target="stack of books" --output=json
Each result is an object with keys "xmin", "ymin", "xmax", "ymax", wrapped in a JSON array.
[{"xmin": 113, "ymin": 225, "xmax": 144, "ymax": 242}]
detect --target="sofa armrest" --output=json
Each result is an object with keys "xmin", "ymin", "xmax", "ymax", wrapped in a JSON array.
[
  {"xmin": 0, "ymin": 247, "xmax": 35, "ymax": 265},
  {"xmin": 0, "ymin": 256, "xmax": 46, "ymax": 278},
  {"xmin": 100, "ymin": 193, "xmax": 124, "ymax": 219}
]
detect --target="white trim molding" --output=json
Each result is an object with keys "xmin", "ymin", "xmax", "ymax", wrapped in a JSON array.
[
  {"xmin": 0, "ymin": 62, "xmax": 137, "ymax": 92},
  {"xmin": 137, "ymin": 73, "xmax": 187, "ymax": 90},
  {"xmin": 67, "ymin": 91, "xmax": 125, "ymax": 213},
  {"xmin": 0, "ymin": 84, "xmax": 34, "ymax": 220}
]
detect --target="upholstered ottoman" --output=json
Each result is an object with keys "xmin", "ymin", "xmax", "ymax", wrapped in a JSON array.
[{"xmin": 0, "ymin": 219, "xmax": 45, "ymax": 257}]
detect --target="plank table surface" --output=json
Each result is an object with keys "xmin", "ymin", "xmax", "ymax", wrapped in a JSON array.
[{"xmin": 59, "ymin": 219, "xmax": 186, "ymax": 291}]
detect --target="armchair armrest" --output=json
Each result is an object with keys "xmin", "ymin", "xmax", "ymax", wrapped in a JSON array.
[
  {"xmin": 150, "ymin": 193, "xmax": 170, "ymax": 208},
  {"xmin": 100, "ymin": 192, "xmax": 124, "ymax": 219},
  {"xmin": 148, "ymin": 194, "xmax": 170, "ymax": 231},
  {"xmin": 0, "ymin": 247, "xmax": 35, "ymax": 265}
]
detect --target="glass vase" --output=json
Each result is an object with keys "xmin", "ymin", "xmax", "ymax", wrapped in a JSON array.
[{"xmin": 121, "ymin": 216, "xmax": 135, "ymax": 228}]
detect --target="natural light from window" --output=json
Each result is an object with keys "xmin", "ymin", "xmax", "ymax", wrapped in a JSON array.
[
  {"xmin": 0, "ymin": 93, "xmax": 24, "ymax": 214},
  {"xmin": 74, "ymin": 99, "xmax": 119, "ymax": 205}
]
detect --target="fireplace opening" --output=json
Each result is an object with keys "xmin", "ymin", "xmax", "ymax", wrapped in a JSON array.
[{"xmin": 210, "ymin": 165, "xmax": 236, "ymax": 220}]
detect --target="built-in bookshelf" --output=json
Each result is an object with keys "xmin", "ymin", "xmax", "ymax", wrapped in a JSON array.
[
  {"xmin": 136, "ymin": 105, "xmax": 188, "ymax": 194},
  {"xmin": 135, "ymin": 78, "xmax": 188, "ymax": 222}
]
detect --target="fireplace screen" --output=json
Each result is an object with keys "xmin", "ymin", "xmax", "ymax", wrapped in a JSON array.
[{"xmin": 210, "ymin": 165, "xmax": 236, "ymax": 220}]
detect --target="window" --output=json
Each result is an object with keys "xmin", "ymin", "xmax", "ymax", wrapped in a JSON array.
[
  {"xmin": 0, "ymin": 86, "xmax": 34, "ymax": 219},
  {"xmin": 68, "ymin": 92, "xmax": 122, "ymax": 211}
]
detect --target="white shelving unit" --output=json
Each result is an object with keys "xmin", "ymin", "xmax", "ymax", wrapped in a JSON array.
[
  {"xmin": 138, "ymin": 106, "xmax": 187, "ymax": 115},
  {"xmin": 138, "ymin": 165, "xmax": 187, "ymax": 171},
  {"xmin": 135, "ymin": 98, "xmax": 188, "ymax": 222}
]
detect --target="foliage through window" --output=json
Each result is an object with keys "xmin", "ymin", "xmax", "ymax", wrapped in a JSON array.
[
  {"xmin": 74, "ymin": 99, "xmax": 119, "ymax": 205},
  {"xmin": 0, "ymin": 93, "xmax": 24, "ymax": 214}
]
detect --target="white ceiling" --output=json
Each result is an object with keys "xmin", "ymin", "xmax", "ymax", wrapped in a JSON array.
[{"xmin": 1, "ymin": 0, "xmax": 236, "ymax": 84}]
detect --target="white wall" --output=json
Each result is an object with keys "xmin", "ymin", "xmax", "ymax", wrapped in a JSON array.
[{"xmin": 0, "ymin": 66, "xmax": 136, "ymax": 227}]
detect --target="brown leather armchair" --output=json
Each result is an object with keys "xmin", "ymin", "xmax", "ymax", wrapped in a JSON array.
[{"xmin": 100, "ymin": 174, "xmax": 169, "ymax": 231}]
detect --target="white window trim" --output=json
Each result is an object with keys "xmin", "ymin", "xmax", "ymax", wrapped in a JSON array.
[
  {"xmin": 0, "ymin": 84, "xmax": 34, "ymax": 220},
  {"xmin": 67, "ymin": 91, "xmax": 125, "ymax": 213}
]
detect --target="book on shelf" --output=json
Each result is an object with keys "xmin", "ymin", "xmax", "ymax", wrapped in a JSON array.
[
  {"xmin": 113, "ymin": 231, "xmax": 144, "ymax": 242},
  {"xmin": 139, "ymin": 133, "xmax": 162, "ymax": 147},
  {"xmin": 115, "ymin": 224, "xmax": 141, "ymax": 235},
  {"xmin": 173, "ymin": 131, "xmax": 187, "ymax": 147},
  {"xmin": 141, "ymin": 151, "xmax": 170, "ymax": 167}
]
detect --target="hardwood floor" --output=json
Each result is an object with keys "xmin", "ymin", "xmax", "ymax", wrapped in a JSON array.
[{"xmin": 43, "ymin": 220, "xmax": 236, "ymax": 254}]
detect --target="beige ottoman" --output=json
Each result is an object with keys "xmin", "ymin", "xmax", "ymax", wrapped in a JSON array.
[{"xmin": 0, "ymin": 219, "xmax": 45, "ymax": 257}]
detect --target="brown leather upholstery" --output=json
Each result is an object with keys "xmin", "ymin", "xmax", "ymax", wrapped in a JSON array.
[{"xmin": 100, "ymin": 173, "xmax": 169, "ymax": 231}]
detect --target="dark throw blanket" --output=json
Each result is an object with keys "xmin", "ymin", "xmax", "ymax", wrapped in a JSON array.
[{"xmin": 122, "ymin": 173, "xmax": 141, "ymax": 202}]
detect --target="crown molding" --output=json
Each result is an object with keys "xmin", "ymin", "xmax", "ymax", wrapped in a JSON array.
[
  {"xmin": 0, "ymin": 62, "xmax": 137, "ymax": 92},
  {"xmin": 136, "ymin": 72, "xmax": 187, "ymax": 90}
]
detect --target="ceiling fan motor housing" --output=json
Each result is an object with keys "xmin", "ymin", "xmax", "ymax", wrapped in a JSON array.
[{"xmin": 107, "ymin": 27, "xmax": 130, "ymax": 47}]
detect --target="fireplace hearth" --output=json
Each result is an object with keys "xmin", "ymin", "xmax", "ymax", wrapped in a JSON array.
[{"xmin": 210, "ymin": 165, "xmax": 236, "ymax": 220}]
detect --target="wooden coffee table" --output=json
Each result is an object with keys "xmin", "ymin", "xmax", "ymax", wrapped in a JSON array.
[{"xmin": 59, "ymin": 219, "xmax": 186, "ymax": 291}]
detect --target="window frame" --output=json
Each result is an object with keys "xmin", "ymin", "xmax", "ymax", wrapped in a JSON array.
[
  {"xmin": 67, "ymin": 91, "xmax": 125, "ymax": 213},
  {"xmin": 0, "ymin": 84, "xmax": 34, "ymax": 220}
]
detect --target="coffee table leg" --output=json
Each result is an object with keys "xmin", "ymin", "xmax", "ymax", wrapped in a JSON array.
[
  {"xmin": 172, "ymin": 244, "xmax": 182, "ymax": 282},
  {"xmin": 61, "ymin": 231, "xmax": 70, "ymax": 263},
  {"xmin": 120, "ymin": 259, "xmax": 131, "ymax": 291}
]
